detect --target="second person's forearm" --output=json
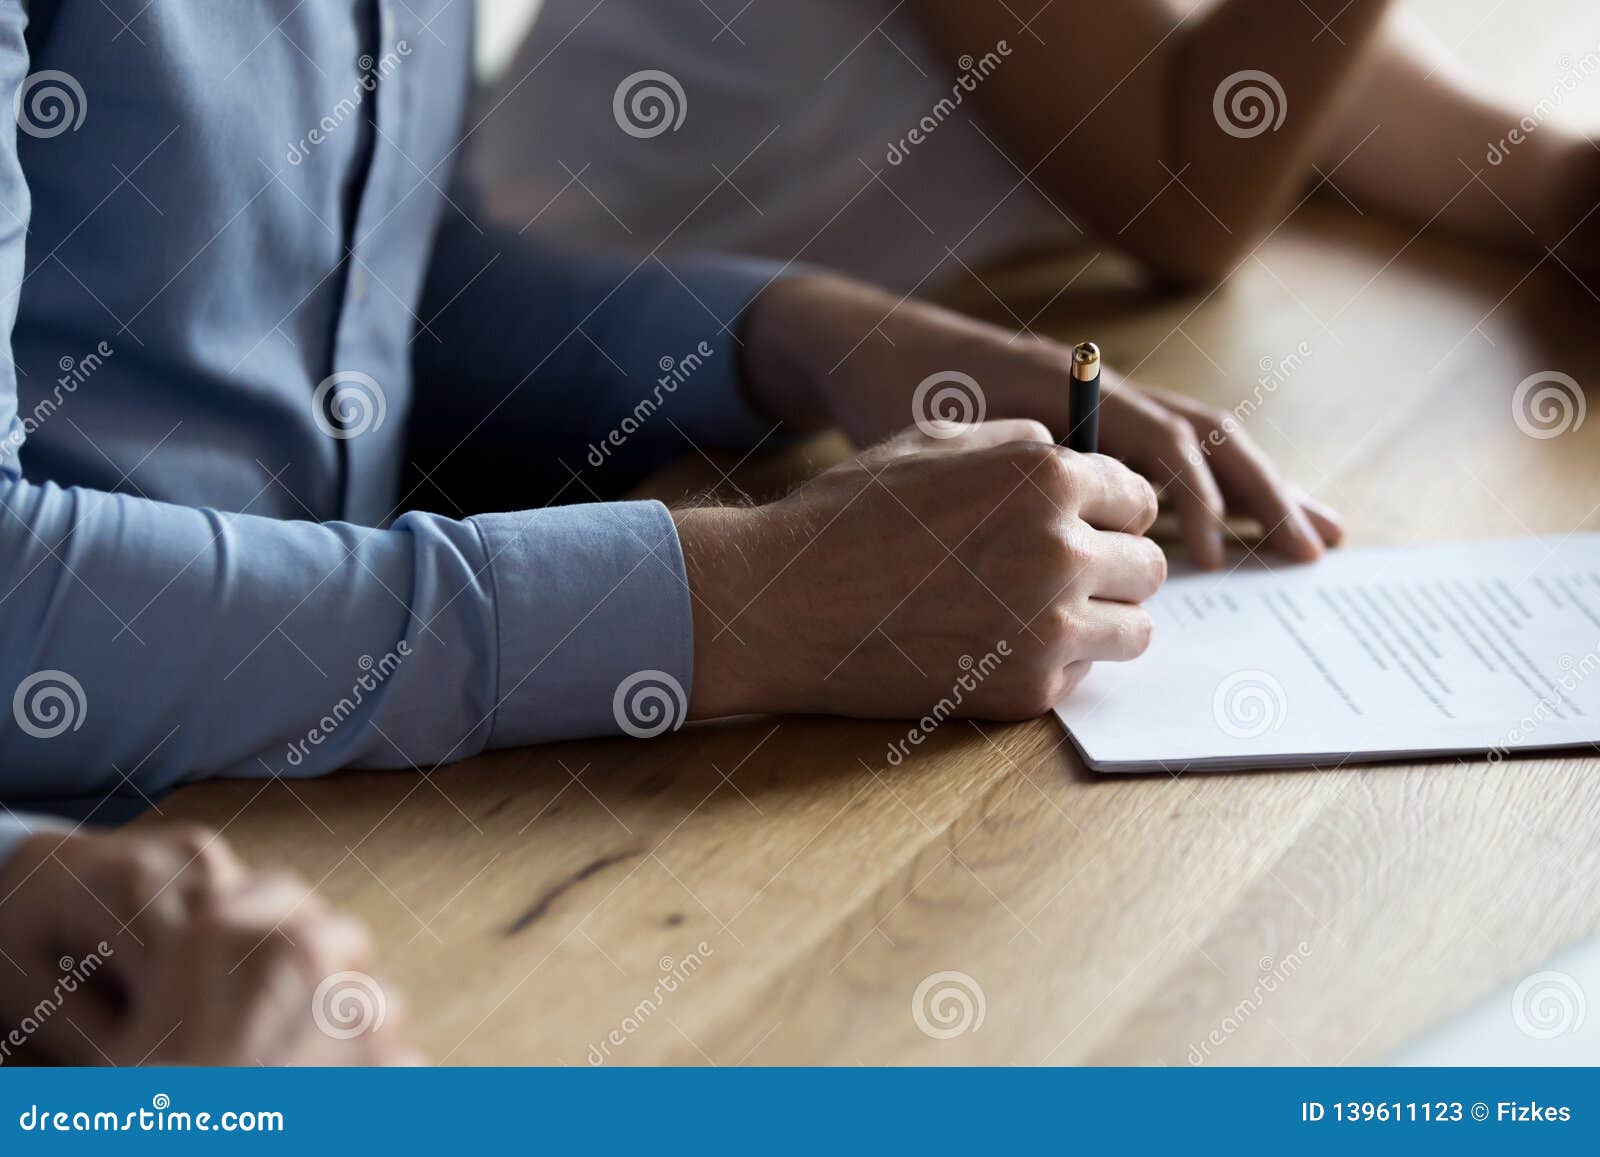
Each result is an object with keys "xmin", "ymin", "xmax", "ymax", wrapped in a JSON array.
[
  {"xmin": 1164, "ymin": 0, "xmax": 1397, "ymax": 278},
  {"xmin": 1315, "ymin": 10, "xmax": 1598, "ymax": 262}
]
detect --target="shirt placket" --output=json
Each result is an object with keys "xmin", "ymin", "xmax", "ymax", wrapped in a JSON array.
[{"xmin": 325, "ymin": 0, "xmax": 409, "ymax": 526}]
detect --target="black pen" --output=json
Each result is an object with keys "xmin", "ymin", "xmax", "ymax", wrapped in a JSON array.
[{"xmin": 1065, "ymin": 340, "xmax": 1100, "ymax": 454}]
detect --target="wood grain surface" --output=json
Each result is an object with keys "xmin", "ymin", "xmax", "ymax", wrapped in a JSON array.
[{"xmin": 131, "ymin": 191, "xmax": 1600, "ymax": 1063}]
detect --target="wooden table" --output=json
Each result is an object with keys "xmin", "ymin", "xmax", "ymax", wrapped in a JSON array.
[{"xmin": 132, "ymin": 195, "xmax": 1600, "ymax": 1064}]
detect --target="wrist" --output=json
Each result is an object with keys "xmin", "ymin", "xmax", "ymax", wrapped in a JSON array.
[
  {"xmin": 673, "ymin": 504, "xmax": 786, "ymax": 719},
  {"xmin": 740, "ymin": 273, "xmax": 849, "ymax": 435}
]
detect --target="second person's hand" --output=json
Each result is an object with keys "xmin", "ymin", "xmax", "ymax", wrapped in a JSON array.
[
  {"xmin": 741, "ymin": 272, "xmax": 1343, "ymax": 570},
  {"xmin": 0, "ymin": 825, "xmax": 420, "ymax": 1066}
]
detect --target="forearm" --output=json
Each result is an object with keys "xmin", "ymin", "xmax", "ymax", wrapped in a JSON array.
[
  {"xmin": 911, "ymin": 0, "xmax": 1395, "ymax": 284},
  {"xmin": 1317, "ymin": 10, "xmax": 1596, "ymax": 259},
  {"xmin": 1164, "ymin": 0, "xmax": 1395, "ymax": 275},
  {"xmin": 0, "ymin": 476, "xmax": 695, "ymax": 798},
  {"xmin": 413, "ymin": 212, "xmax": 790, "ymax": 510}
]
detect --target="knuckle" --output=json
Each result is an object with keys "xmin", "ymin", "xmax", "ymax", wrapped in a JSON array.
[
  {"xmin": 1166, "ymin": 420, "xmax": 1206, "ymax": 469},
  {"xmin": 1164, "ymin": 416, "xmax": 1200, "ymax": 452},
  {"xmin": 1000, "ymin": 437, "xmax": 1049, "ymax": 468},
  {"xmin": 1010, "ymin": 441, "xmax": 1074, "ymax": 499},
  {"xmin": 1045, "ymin": 605, "xmax": 1080, "ymax": 651},
  {"xmin": 124, "ymin": 850, "xmax": 178, "ymax": 908},
  {"xmin": 1012, "ymin": 418, "xmax": 1054, "ymax": 445},
  {"xmin": 1189, "ymin": 405, "xmax": 1228, "ymax": 436},
  {"xmin": 260, "ymin": 869, "xmax": 317, "ymax": 905},
  {"xmin": 1037, "ymin": 343, "xmax": 1077, "ymax": 383},
  {"xmin": 172, "ymin": 827, "xmax": 232, "ymax": 882},
  {"xmin": 332, "ymin": 915, "xmax": 376, "ymax": 969},
  {"xmin": 1056, "ymin": 525, "xmax": 1096, "ymax": 576},
  {"xmin": 170, "ymin": 825, "xmax": 218, "ymax": 858},
  {"xmin": 1035, "ymin": 528, "xmax": 1073, "ymax": 575},
  {"xmin": 1044, "ymin": 452, "xmax": 1082, "ymax": 505},
  {"xmin": 1135, "ymin": 478, "xmax": 1160, "ymax": 529}
]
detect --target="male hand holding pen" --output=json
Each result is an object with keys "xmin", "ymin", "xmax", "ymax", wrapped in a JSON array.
[{"xmin": 669, "ymin": 272, "xmax": 1344, "ymax": 722}]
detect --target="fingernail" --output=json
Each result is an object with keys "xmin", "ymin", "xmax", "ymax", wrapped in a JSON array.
[
  {"xmin": 1302, "ymin": 497, "xmax": 1346, "ymax": 546},
  {"xmin": 1299, "ymin": 493, "xmax": 1341, "ymax": 521}
]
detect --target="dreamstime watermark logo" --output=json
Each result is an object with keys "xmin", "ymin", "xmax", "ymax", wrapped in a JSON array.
[
  {"xmin": 311, "ymin": 970, "xmax": 387, "ymax": 1040},
  {"xmin": 14, "ymin": 70, "xmax": 87, "ymax": 139},
  {"xmin": 1511, "ymin": 970, "xmax": 1586, "ymax": 1040},
  {"xmin": 886, "ymin": 40, "xmax": 1012, "ymax": 165},
  {"xmin": 1487, "ymin": 641, "xmax": 1600, "ymax": 763},
  {"xmin": 911, "ymin": 370, "xmax": 986, "ymax": 438},
  {"xmin": 12, "ymin": 670, "xmax": 87, "ymax": 740},
  {"xmin": 1187, "ymin": 942, "xmax": 1312, "ymax": 1064},
  {"xmin": 286, "ymin": 41, "xmax": 411, "ymax": 164},
  {"xmin": 1212, "ymin": 669, "xmax": 1287, "ymax": 739},
  {"xmin": 886, "ymin": 642, "xmax": 1011, "ymax": 766},
  {"xmin": 312, "ymin": 370, "xmax": 387, "ymax": 439},
  {"xmin": 17, "ymin": 1094, "xmax": 283, "ymax": 1133},
  {"xmin": 586, "ymin": 941, "xmax": 714, "ymax": 1064},
  {"xmin": 613, "ymin": 669, "xmax": 687, "ymax": 738},
  {"xmin": 285, "ymin": 643, "xmax": 411, "ymax": 767},
  {"xmin": 912, "ymin": 971, "xmax": 986, "ymax": 1039},
  {"xmin": 1487, "ymin": 42, "xmax": 1600, "ymax": 164},
  {"xmin": 1187, "ymin": 341, "xmax": 1313, "ymax": 464},
  {"xmin": 587, "ymin": 340, "xmax": 715, "ymax": 468},
  {"xmin": 613, "ymin": 70, "xmax": 687, "ymax": 139},
  {"xmin": 0, "ymin": 944, "xmax": 114, "ymax": 1065},
  {"xmin": 1212, "ymin": 70, "xmax": 1286, "ymax": 139},
  {"xmin": 1511, "ymin": 371, "xmax": 1584, "ymax": 439},
  {"xmin": 1, "ymin": 340, "xmax": 114, "ymax": 469}
]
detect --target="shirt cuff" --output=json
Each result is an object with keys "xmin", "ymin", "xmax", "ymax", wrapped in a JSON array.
[
  {"xmin": 603, "ymin": 254, "xmax": 794, "ymax": 452},
  {"xmin": 472, "ymin": 499, "xmax": 693, "ymax": 747}
]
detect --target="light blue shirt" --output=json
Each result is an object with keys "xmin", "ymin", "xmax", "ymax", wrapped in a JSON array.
[{"xmin": 0, "ymin": 0, "xmax": 784, "ymax": 865}]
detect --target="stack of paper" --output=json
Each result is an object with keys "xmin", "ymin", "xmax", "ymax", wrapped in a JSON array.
[{"xmin": 1054, "ymin": 536, "xmax": 1600, "ymax": 773}]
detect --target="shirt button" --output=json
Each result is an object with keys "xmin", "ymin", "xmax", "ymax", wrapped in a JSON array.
[
  {"xmin": 381, "ymin": 5, "xmax": 397, "ymax": 45},
  {"xmin": 350, "ymin": 268, "xmax": 368, "ymax": 302}
]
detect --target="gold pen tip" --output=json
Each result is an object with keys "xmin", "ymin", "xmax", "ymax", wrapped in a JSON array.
[{"xmin": 1071, "ymin": 341, "xmax": 1100, "ymax": 381}]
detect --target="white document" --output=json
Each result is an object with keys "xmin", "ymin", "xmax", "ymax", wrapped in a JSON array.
[{"xmin": 1054, "ymin": 535, "xmax": 1600, "ymax": 773}]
